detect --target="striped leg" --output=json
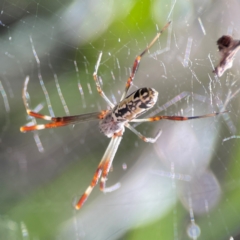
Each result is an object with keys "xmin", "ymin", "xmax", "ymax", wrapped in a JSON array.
[
  {"xmin": 20, "ymin": 76, "xmax": 107, "ymax": 132},
  {"xmin": 20, "ymin": 111, "xmax": 106, "ymax": 132},
  {"xmin": 93, "ymin": 52, "xmax": 115, "ymax": 108},
  {"xmin": 120, "ymin": 21, "xmax": 171, "ymax": 101},
  {"xmin": 99, "ymin": 133, "xmax": 123, "ymax": 192},
  {"xmin": 130, "ymin": 112, "xmax": 227, "ymax": 123},
  {"xmin": 75, "ymin": 137, "xmax": 119, "ymax": 210},
  {"xmin": 125, "ymin": 123, "xmax": 162, "ymax": 143}
]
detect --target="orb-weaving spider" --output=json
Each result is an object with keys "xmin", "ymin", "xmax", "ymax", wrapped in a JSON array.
[{"xmin": 20, "ymin": 21, "xmax": 225, "ymax": 210}]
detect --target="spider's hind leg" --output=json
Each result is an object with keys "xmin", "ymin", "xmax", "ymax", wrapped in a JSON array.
[
  {"xmin": 126, "ymin": 123, "xmax": 162, "ymax": 143},
  {"xmin": 120, "ymin": 21, "xmax": 171, "ymax": 101}
]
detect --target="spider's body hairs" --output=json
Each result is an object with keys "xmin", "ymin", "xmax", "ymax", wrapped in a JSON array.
[
  {"xmin": 20, "ymin": 21, "xmax": 226, "ymax": 210},
  {"xmin": 213, "ymin": 35, "xmax": 240, "ymax": 77},
  {"xmin": 99, "ymin": 88, "xmax": 158, "ymax": 137}
]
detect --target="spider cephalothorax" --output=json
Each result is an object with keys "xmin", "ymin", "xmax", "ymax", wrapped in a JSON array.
[{"xmin": 99, "ymin": 88, "xmax": 158, "ymax": 137}]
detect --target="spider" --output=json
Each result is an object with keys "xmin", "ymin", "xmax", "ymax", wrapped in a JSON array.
[{"xmin": 20, "ymin": 21, "xmax": 225, "ymax": 210}]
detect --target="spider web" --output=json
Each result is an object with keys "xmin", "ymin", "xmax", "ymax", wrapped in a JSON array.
[{"xmin": 1, "ymin": 0, "xmax": 240, "ymax": 240}]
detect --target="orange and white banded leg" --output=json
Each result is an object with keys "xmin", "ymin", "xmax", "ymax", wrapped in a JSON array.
[
  {"xmin": 75, "ymin": 136, "xmax": 118, "ymax": 210},
  {"xmin": 75, "ymin": 161, "xmax": 104, "ymax": 210},
  {"xmin": 20, "ymin": 111, "xmax": 107, "ymax": 132},
  {"xmin": 93, "ymin": 52, "xmax": 114, "ymax": 109},
  {"xmin": 130, "ymin": 112, "xmax": 227, "ymax": 123},
  {"xmin": 120, "ymin": 21, "xmax": 171, "ymax": 101},
  {"xmin": 125, "ymin": 123, "xmax": 162, "ymax": 143},
  {"xmin": 21, "ymin": 76, "xmax": 108, "ymax": 132},
  {"xmin": 99, "ymin": 134, "xmax": 123, "ymax": 192}
]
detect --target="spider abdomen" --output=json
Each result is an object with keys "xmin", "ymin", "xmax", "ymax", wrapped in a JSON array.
[
  {"xmin": 115, "ymin": 87, "xmax": 158, "ymax": 120},
  {"xmin": 99, "ymin": 88, "xmax": 158, "ymax": 137}
]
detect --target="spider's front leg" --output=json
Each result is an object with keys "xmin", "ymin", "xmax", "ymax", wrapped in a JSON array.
[
  {"xmin": 20, "ymin": 111, "xmax": 107, "ymax": 132},
  {"xmin": 75, "ymin": 132, "xmax": 123, "ymax": 210},
  {"xmin": 99, "ymin": 132, "xmax": 123, "ymax": 192},
  {"xmin": 20, "ymin": 76, "xmax": 107, "ymax": 132}
]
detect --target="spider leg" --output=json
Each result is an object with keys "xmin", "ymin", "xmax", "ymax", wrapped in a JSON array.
[
  {"xmin": 75, "ymin": 134, "xmax": 122, "ymax": 210},
  {"xmin": 99, "ymin": 133, "xmax": 123, "ymax": 192},
  {"xmin": 125, "ymin": 123, "xmax": 162, "ymax": 143},
  {"xmin": 130, "ymin": 111, "xmax": 227, "ymax": 123},
  {"xmin": 21, "ymin": 106, "xmax": 107, "ymax": 132},
  {"xmin": 93, "ymin": 52, "xmax": 115, "ymax": 108},
  {"xmin": 20, "ymin": 111, "xmax": 106, "ymax": 132},
  {"xmin": 120, "ymin": 21, "xmax": 171, "ymax": 101},
  {"xmin": 20, "ymin": 76, "xmax": 108, "ymax": 132}
]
